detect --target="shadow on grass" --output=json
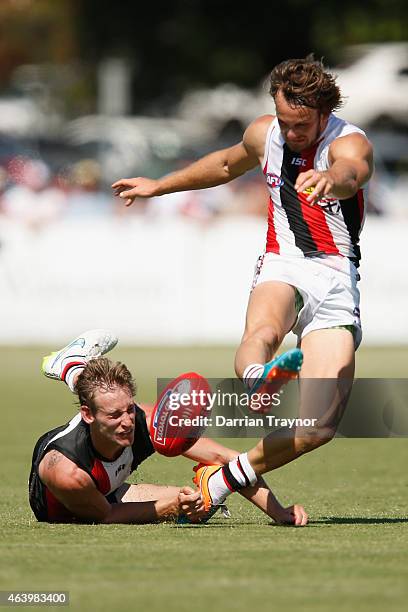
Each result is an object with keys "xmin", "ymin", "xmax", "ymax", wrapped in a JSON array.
[
  {"xmin": 172, "ymin": 516, "xmax": 408, "ymax": 529},
  {"xmin": 310, "ymin": 517, "xmax": 408, "ymax": 525},
  {"xmin": 172, "ymin": 522, "xmax": 259, "ymax": 529}
]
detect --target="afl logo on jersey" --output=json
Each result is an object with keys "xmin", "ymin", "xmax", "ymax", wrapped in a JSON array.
[{"xmin": 266, "ymin": 173, "xmax": 284, "ymax": 188}]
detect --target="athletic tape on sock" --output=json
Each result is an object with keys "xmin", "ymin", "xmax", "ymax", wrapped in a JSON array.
[
  {"xmin": 224, "ymin": 453, "xmax": 258, "ymax": 490},
  {"xmin": 237, "ymin": 453, "xmax": 257, "ymax": 486},
  {"xmin": 223, "ymin": 463, "xmax": 244, "ymax": 490},
  {"xmin": 207, "ymin": 467, "xmax": 234, "ymax": 505}
]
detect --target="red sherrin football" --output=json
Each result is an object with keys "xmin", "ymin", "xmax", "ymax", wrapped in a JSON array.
[{"xmin": 149, "ymin": 372, "xmax": 212, "ymax": 457}]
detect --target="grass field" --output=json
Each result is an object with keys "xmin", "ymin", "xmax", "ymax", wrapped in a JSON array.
[{"xmin": 1, "ymin": 345, "xmax": 408, "ymax": 612}]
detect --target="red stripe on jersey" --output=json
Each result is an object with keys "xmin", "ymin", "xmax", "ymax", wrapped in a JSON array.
[
  {"xmin": 45, "ymin": 487, "xmax": 75, "ymax": 522},
  {"xmin": 297, "ymin": 143, "xmax": 339, "ymax": 254},
  {"xmin": 266, "ymin": 196, "xmax": 280, "ymax": 253},
  {"xmin": 357, "ymin": 189, "xmax": 364, "ymax": 223},
  {"xmin": 91, "ymin": 459, "xmax": 111, "ymax": 495},
  {"xmin": 298, "ymin": 193, "xmax": 340, "ymax": 253}
]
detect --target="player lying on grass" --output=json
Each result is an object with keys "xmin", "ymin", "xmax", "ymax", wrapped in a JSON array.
[{"xmin": 29, "ymin": 329, "xmax": 308, "ymax": 526}]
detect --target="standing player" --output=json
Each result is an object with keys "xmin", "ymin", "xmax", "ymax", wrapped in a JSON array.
[
  {"xmin": 29, "ymin": 329, "xmax": 308, "ymax": 525},
  {"xmin": 112, "ymin": 56, "xmax": 373, "ymax": 474}
]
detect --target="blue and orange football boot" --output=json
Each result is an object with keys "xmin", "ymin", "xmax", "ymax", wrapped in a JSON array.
[{"xmin": 249, "ymin": 348, "xmax": 303, "ymax": 412}]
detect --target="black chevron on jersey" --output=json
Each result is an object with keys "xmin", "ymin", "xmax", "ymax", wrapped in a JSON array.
[
  {"xmin": 279, "ymin": 144, "xmax": 318, "ymax": 254},
  {"xmin": 340, "ymin": 195, "xmax": 362, "ymax": 265}
]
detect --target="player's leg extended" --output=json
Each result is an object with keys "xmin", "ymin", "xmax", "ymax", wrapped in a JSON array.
[
  {"xmin": 224, "ymin": 281, "xmax": 303, "ymax": 474},
  {"xmin": 235, "ymin": 281, "xmax": 300, "ymax": 387},
  {"xmin": 247, "ymin": 327, "xmax": 355, "ymax": 472},
  {"xmin": 294, "ymin": 327, "xmax": 355, "ymax": 455},
  {"xmin": 194, "ymin": 329, "xmax": 355, "ymax": 510}
]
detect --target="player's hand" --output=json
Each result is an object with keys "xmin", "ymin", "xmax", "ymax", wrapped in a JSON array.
[
  {"xmin": 178, "ymin": 486, "xmax": 206, "ymax": 522},
  {"xmin": 112, "ymin": 177, "xmax": 161, "ymax": 207},
  {"xmin": 295, "ymin": 169, "xmax": 334, "ymax": 205},
  {"xmin": 273, "ymin": 504, "xmax": 308, "ymax": 527}
]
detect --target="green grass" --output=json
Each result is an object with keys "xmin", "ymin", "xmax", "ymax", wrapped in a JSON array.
[{"xmin": 1, "ymin": 345, "xmax": 408, "ymax": 611}]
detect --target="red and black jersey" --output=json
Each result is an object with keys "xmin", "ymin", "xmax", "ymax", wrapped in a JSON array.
[
  {"xmin": 28, "ymin": 406, "xmax": 154, "ymax": 522},
  {"xmin": 263, "ymin": 114, "xmax": 367, "ymax": 267}
]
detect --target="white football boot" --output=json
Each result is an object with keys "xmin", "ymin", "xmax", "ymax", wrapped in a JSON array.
[{"xmin": 42, "ymin": 329, "xmax": 118, "ymax": 388}]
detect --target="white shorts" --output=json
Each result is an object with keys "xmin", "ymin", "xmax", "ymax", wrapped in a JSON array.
[{"xmin": 252, "ymin": 252, "xmax": 362, "ymax": 349}]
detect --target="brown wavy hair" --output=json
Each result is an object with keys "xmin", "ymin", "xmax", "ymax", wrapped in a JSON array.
[
  {"xmin": 269, "ymin": 55, "xmax": 343, "ymax": 114},
  {"xmin": 76, "ymin": 358, "xmax": 136, "ymax": 414}
]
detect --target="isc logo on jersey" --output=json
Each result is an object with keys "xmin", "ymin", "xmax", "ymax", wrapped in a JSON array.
[
  {"xmin": 291, "ymin": 157, "xmax": 307, "ymax": 166},
  {"xmin": 266, "ymin": 173, "xmax": 284, "ymax": 188}
]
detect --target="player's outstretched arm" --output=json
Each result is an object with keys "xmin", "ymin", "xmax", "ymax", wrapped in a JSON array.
[
  {"xmin": 295, "ymin": 133, "xmax": 374, "ymax": 204},
  {"xmin": 112, "ymin": 143, "xmax": 258, "ymax": 207},
  {"xmin": 103, "ymin": 487, "xmax": 204, "ymax": 524},
  {"xmin": 111, "ymin": 115, "xmax": 272, "ymax": 207},
  {"xmin": 238, "ymin": 478, "xmax": 308, "ymax": 526},
  {"xmin": 39, "ymin": 451, "xmax": 205, "ymax": 523}
]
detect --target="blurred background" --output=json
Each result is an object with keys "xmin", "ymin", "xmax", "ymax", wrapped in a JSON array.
[
  {"xmin": 0, "ymin": 0, "xmax": 407, "ymax": 346},
  {"xmin": 1, "ymin": 8, "xmax": 407, "ymax": 609}
]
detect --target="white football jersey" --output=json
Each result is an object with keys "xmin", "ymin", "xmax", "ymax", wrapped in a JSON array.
[{"xmin": 261, "ymin": 114, "xmax": 368, "ymax": 267}]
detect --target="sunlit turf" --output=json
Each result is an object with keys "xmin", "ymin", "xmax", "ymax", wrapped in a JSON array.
[{"xmin": 0, "ymin": 345, "xmax": 407, "ymax": 611}]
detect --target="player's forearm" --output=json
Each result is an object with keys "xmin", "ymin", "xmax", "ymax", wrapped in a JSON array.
[
  {"xmin": 327, "ymin": 160, "xmax": 362, "ymax": 199},
  {"xmin": 154, "ymin": 149, "xmax": 244, "ymax": 195},
  {"xmin": 183, "ymin": 438, "xmax": 239, "ymax": 464},
  {"xmin": 238, "ymin": 477, "xmax": 286, "ymax": 522},
  {"xmin": 102, "ymin": 497, "xmax": 179, "ymax": 524}
]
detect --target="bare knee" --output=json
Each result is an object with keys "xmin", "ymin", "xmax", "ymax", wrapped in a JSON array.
[
  {"xmin": 242, "ymin": 324, "xmax": 282, "ymax": 354},
  {"xmin": 235, "ymin": 325, "xmax": 282, "ymax": 377}
]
